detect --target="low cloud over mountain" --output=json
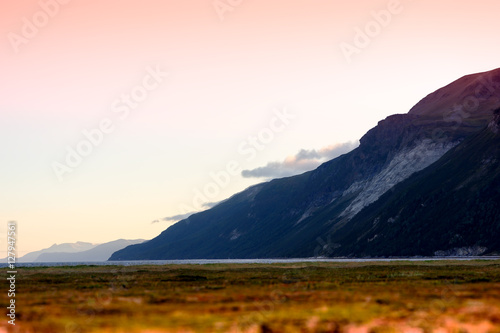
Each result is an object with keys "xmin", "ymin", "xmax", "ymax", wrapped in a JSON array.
[
  {"xmin": 156, "ymin": 201, "xmax": 221, "ymax": 223},
  {"xmin": 241, "ymin": 142, "xmax": 358, "ymax": 179}
]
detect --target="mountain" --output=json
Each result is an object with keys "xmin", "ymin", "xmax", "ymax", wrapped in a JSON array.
[
  {"xmin": 110, "ymin": 68, "xmax": 500, "ymax": 260},
  {"xmin": 17, "ymin": 241, "xmax": 97, "ymax": 263},
  {"xmin": 33, "ymin": 239, "xmax": 145, "ymax": 262}
]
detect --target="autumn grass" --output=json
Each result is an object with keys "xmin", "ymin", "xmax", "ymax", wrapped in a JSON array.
[{"xmin": 5, "ymin": 260, "xmax": 500, "ymax": 332}]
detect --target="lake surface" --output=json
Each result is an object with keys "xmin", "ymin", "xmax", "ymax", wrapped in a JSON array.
[{"xmin": 3, "ymin": 257, "xmax": 500, "ymax": 267}]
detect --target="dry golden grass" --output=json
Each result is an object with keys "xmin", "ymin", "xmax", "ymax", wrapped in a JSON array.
[{"xmin": 4, "ymin": 260, "xmax": 500, "ymax": 332}]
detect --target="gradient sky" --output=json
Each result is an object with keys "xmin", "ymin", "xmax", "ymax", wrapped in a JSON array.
[{"xmin": 1, "ymin": 0, "xmax": 500, "ymax": 255}]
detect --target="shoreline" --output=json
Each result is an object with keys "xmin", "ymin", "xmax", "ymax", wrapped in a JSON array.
[{"xmin": 3, "ymin": 256, "xmax": 500, "ymax": 268}]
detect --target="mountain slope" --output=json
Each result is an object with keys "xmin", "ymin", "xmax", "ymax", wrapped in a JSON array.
[
  {"xmin": 110, "ymin": 68, "xmax": 500, "ymax": 260},
  {"xmin": 326, "ymin": 109, "xmax": 500, "ymax": 257}
]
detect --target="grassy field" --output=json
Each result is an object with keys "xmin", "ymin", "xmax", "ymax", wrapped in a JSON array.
[{"xmin": 5, "ymin": 260, "xmax": 500, "ymax": 332}]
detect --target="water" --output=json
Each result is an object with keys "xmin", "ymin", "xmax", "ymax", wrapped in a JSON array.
[{"xmin": 2, "ymin": 257, "xmax": 499, "ymax": 267}]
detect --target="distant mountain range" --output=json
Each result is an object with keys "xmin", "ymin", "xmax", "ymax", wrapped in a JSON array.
[
  {"xmin": 110, "ymin": 68, "xmax": 500, "ymax": 260},
  {"xmin": 17, "ymin": 241, "xmax": 96, "ymax": 262},
  {"xmin": 12, "ymin": 239, "xmax": 145, "ymax": 263}
]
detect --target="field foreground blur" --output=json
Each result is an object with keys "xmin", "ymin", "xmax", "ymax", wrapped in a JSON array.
[{"xmin": 4, "ymin": 261, "xmax": 500, "ymax": 333}]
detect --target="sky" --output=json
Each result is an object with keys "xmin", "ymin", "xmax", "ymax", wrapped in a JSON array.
[{"xmin": 1, "ymin": 0, "xmax": 500, "ymax": 256}]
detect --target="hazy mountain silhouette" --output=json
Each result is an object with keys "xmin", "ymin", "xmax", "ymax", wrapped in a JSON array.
[{"xmin": 9, "ymin": 239, "xmax": 145, "ymax": 263}]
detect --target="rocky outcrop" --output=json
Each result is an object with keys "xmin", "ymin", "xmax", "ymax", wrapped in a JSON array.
[
  {"xmin": 434, "ymin": 246, "xmax": 488, "ymax": 257},
  {"xmin": 489, "ymin": 108, "xmax": 500, "ymax": 134}
]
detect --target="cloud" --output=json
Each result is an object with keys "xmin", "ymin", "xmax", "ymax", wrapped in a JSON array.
[
  {"xmin": 154, "ymin": 201, "xmax": 223, "ymax": 224},
  {"xmin": 159, "ymin": 213, "xmax": 195, "ymax": 223},
  {"xmin": 151, "ymin": 213, "xmax": 193, "ymax": 224},
  {"xmin": 201, "ymin": 201, "xmax": 221, "ymax": 209},
  {"xmin": 242, "ymin": 141, "xmax": 358, "ymax": 179}
]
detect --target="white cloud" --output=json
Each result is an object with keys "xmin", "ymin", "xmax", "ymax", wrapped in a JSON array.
[
  {"xmin": 155, "ymin": 202, "xmax": 222, "ymax": 223},
  {"xmin": 242, "ymin": 142, "xmax": 358, "ymax": 179}
]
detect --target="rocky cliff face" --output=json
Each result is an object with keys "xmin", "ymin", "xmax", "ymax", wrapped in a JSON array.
[
  {"xmin": 489, "ymin": 108, "xmax": 500, "ymax": 134},
  {"xmin": 111, "ymin": 68, "xmax": 500, "ymax": 260},
  {"xmin": 434, "ymin": 246, "xmax": 488, "ymax": 257}
]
